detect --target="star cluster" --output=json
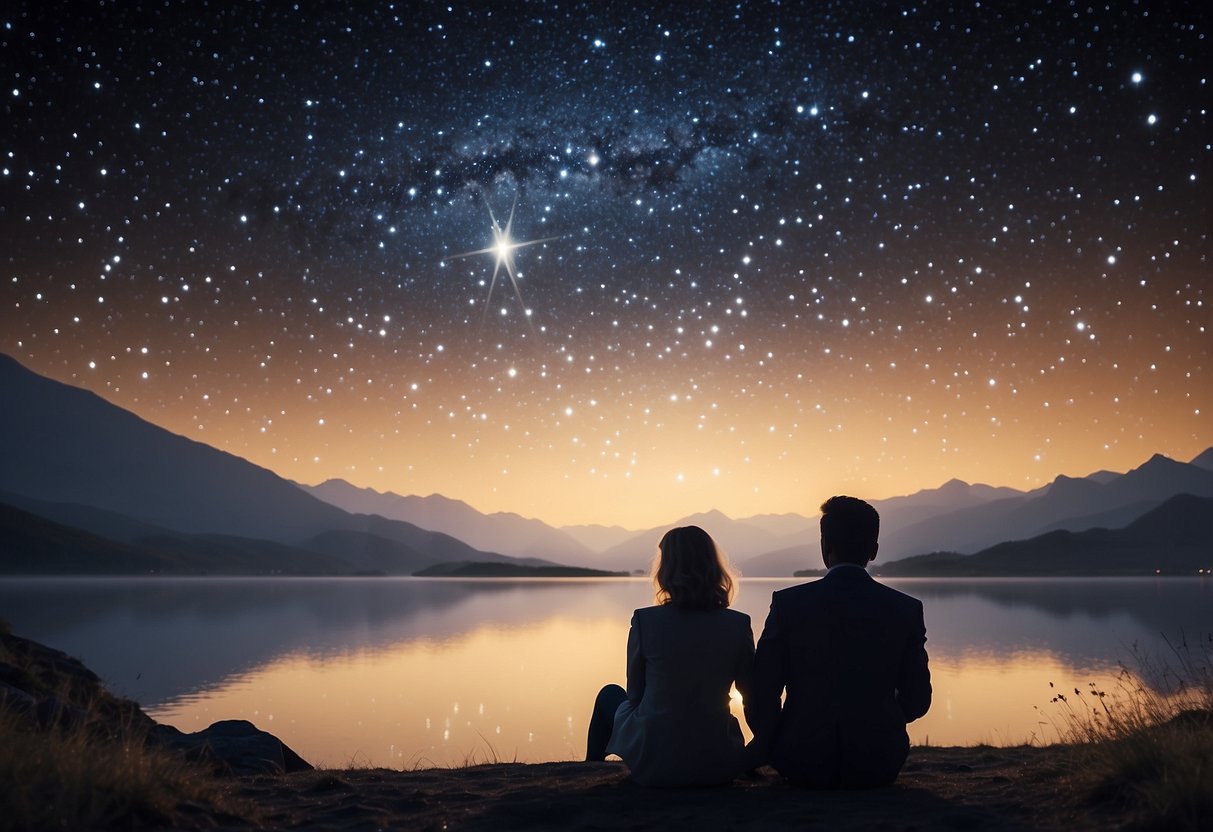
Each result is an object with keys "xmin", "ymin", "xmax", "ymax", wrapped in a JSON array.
[{"xmin": 3, "ymin": 2, "xmax": 1209, "ymax": 526}]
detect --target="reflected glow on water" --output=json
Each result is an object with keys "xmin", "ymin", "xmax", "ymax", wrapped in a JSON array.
[
  {"xmin": 150, "ymin": 630, "xmax": 1118, "ymax": 766},
  {"xmin": 151, "ymin": 616, "xmax": 628, "ymax": 767},
  {"xmin": 1, "ymin": 576, "xmax": 1208, "ymax": 767},
  {"xmin": 912, "ymin": 651, "xmax": 1109, "ymax": 747}
]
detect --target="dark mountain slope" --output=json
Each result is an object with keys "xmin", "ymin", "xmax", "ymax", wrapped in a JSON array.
[
  {"xmin": 0, "ymin": 355, "xmax": 358, "ymax": 541},
  {"xmin": 878, "ymin": 494, "xmax": 1213, "ymax": 576}
]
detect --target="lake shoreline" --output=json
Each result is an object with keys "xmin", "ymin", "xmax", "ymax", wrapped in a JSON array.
[
  {"xmin": 212, "ymin": 746, "xmax": 1111, "ymax": 831},
  {"xmin": 5, "ymin": 624, "xmax": 1204, "ymax": 830},
  {"xmin": 4, "ymin": 575, "xmax": 1209, "ymax": 761}
]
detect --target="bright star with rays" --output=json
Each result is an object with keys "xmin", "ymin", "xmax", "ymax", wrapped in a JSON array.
[{"xmin": 447, "ymin": 195, "xmax": 557, "ymax": 332}]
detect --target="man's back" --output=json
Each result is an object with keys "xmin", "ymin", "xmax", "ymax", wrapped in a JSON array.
[{"xmin": 748, "ymin": 566, "xmax": 931, "ymax": 787}]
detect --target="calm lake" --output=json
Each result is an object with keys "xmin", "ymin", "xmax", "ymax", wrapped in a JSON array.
[{"xmin": 1, "ymin": 577, "xmax": 1209, "ymax": 767}]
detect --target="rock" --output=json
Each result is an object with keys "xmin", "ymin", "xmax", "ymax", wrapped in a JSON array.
[
  {"xmin": 152, "ymin": 719, "xmax": 314, "ymax": 775},
  {"xmin": 2, "ymin": 632, "xmax": 313, "ymax": 775},
  {"xmin": 34, "ymin": 693, "xmax": 90, "ymax": 731},
  {"xmin": 0, "ymin": 659, "xmax": 24, "ymax": 686},
  {"xmin": 0, "ymin": 632, "xmax": 154, "ymax": 734},
  {"xmin": 0, "ymin": 678, "xmax": 37, "ymax": 719}
]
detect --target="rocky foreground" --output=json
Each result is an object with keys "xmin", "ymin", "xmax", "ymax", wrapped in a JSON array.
[
  {"xmin": 218, "ymin": 747, "xmax": 1115, "ymax": 831},
  {"xmin": 0, "ymin": 631, "xmax": 312, "ymax": 778},
  {"xmin": 0, "ymin": 629, "xmax": 1180, "ymax": 830}
]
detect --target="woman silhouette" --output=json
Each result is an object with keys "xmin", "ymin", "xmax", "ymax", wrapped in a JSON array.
[{"xmin": 585, "ymin": 525, "xmax": 755, "ymax": 786}]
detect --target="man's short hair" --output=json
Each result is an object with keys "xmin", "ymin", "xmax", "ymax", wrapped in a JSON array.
[{"xmin": 820, "ymin": 496, "xmax": 880, "ymax": 560}]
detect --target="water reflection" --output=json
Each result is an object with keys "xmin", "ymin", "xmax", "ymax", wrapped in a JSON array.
[
  {"xmin": 0, "ymin": 577, "xmax": 1207, "ymax": 766},
  {"xmin": 155, "ymin": 616, "xmax": 629, "ymax": 767},
  {"xmin": 0, "ymin": 578, "xmax": 650, "ymax": 705}
]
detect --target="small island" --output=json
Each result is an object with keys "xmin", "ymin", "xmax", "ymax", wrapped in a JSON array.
[{"xmin": 413, "ymin": 561, "xmax": 630, "ymax": 578}]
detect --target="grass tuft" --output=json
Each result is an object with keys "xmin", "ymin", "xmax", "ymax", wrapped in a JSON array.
[
  {"xmin": 0, "ymin": 631, "xmax": 255, "ymax": 831},
  {"xmin": 1050, "ymin": 633, "xmax": 1213, "ymax": 831},
  {"xmin": 0, "ymin": 707, "xmax": 249, "ymax": 832}
]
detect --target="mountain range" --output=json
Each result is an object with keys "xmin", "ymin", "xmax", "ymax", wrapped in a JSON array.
[
  {"xmin": 1, "ymin": 353, "xmax": 1209, "ymax": 576},
  {"xmin": 299, "ymin": 480, "xmax": 601, "ymax": 565},
  {"xmin": 301, "ymin": 453, "xmax": 1213, "ymax": 575},
  {"xmin": 0, "ymin": 354, "xmax": 548, "ymax": 575},
  {"xmin": 876, "ymin": 494, "xmax": 1213, "ymax": 576}
]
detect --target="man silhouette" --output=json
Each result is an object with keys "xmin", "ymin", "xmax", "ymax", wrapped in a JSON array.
[{"xmin": 746, "ymin": 496, "xmax": 931, "ymax": 787}]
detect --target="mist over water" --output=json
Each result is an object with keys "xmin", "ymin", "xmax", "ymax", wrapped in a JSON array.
[{"xmin": 1, "ymin": 576, "xmax": 1208, "ymax": 766}]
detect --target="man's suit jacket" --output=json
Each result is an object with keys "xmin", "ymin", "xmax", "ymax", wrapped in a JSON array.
[{"xmin": 746, "ymin": 566, "xmax": 931, "ymax": 787}]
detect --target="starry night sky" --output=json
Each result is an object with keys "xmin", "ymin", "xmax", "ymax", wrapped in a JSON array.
[{"xmin": 4, "ymin": 2, "xmax": 1209, "ymax": 527}]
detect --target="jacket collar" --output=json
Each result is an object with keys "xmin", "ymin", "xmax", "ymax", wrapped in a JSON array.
[{"xmin": 824, "ymin": 562, "xmax": 870, "ymax": 580}]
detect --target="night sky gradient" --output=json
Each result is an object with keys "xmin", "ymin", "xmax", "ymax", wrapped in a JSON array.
[{"xmin": 4, "ymin": 1, "xmax": 1209, "ymax": 526}]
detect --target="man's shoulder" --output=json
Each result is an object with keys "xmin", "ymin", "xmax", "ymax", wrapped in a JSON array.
[
  {"xmin": 772, "ymin": 573, "xmax": 923, "ymax": 611},
  {"xmin": 771, "ymin": 579, "xmax": 824, "ymax": 605},
  {"xmin": 868, "ymin": 576, "xmax": 923, "ymax": 603}
]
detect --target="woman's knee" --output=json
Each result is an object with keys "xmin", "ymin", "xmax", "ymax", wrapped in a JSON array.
[{"xmin": 595, "ymin": 684, "xmax": 626, "ymax": 707}]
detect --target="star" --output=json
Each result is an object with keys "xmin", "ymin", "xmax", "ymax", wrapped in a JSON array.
[{"xmin": 447, "ymin": 195, "xmax": 558, "ymax": 333}]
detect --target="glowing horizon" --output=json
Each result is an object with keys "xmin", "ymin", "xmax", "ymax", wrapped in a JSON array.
[
  {"xmin": 6, "ymin": 352, "xmax": 1208, "ymax": 529},
  {"xmin": 3, "ymin": 4, "xmax": 1206, "ymax": 529}
]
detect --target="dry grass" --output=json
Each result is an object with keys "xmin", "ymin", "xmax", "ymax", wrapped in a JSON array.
[
  {"xmin": 0, "ymin": 624, "xmax": 253, "ymax": 831},
  {"xmin": 1050, "ymin": 633, "xmax": 1213, "ymax": 831},
  {"xmin": 0, "ymin": 708, "xmax": 252, "ymax": 832}
]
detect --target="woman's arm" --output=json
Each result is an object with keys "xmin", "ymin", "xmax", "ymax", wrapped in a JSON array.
[
  {"xmin": 624, "ymin": 611, "xmax": 646, "ymax": 704},
  {"xmin": 733, "ymin": 614, "xmax": 756, "ymax": 709},
  {"xmin": 745, "ymin": 599, "xmax": 785, "ymax": 743}
]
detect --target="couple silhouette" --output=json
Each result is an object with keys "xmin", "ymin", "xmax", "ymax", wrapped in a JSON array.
[{"xmin": 586, "ymin": 496, "xmax": 932, "ymax": 788}]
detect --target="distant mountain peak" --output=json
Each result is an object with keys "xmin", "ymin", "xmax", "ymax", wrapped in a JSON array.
[
  {"xmin": 306, "ymin": 480, "xmax": 482, "ymax": 513},
  {"xmin": 316, "ymin": 477, "xmax": 378, "ymax": 494},
  {"xmin": 1191, "ymin": 447, "xmax": 1213, "ymax": 471},
  {"xmin": 298, "ymin": 479, "xmax": 598, "ymax": 565},
  {"xmin": 1139, "ymin": 452, "xmax": 1176, "ymax": 468},
  {"xmin": 1044, "ymin": 474, "xmax": 1086, "ymax": 493},
  {"xmin": 678, "ymin": 508, "xmax": 733, "ymax": 523}
]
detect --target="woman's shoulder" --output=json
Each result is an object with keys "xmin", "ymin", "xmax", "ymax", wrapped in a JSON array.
[
  {"xmin": 719, "ymin": 607, "xmax": 752, "ymax": 627},
  {"xmin": 634, "ymin": 604, "xmax": 749, "ymax": 624}
]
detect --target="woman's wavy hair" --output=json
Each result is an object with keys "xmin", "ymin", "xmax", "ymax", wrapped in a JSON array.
[{"xmin": 652, "ymin": 525, "xmax": 735, "ymax": 610}]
